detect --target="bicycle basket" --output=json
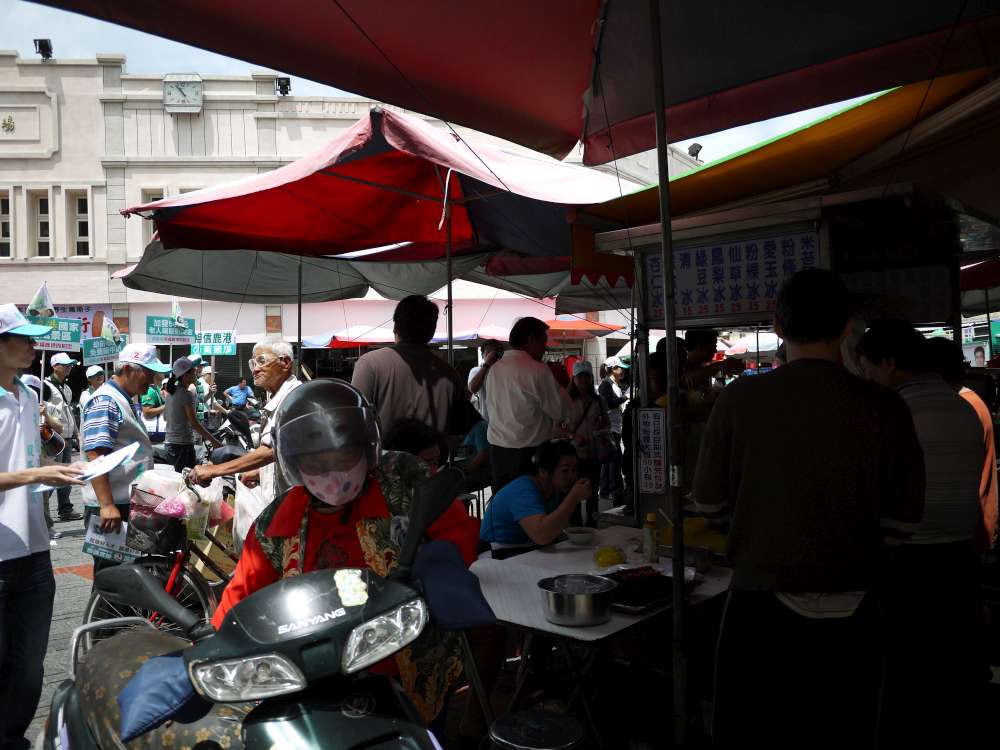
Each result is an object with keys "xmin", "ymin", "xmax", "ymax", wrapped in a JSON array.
[{"xmin": 127, "ymin": 488, "xmax": 188, "ymax": 555}]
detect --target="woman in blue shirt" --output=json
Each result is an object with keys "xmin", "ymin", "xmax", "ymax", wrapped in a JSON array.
[{"xmin": 480, "ymin": 440, "xmax": 591, "ymax": 548}]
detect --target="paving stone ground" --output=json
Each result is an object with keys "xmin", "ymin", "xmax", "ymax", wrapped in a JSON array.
[{"xmin": 27, "ymin": 486, "xmax": 92, "ymax": 745}]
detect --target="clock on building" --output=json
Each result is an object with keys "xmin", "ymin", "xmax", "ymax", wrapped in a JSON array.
[{"xmin": 163, "ymin": 74, "xmax": 203, "ymax": 114}]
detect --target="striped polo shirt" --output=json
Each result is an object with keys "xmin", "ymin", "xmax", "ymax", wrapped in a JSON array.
[{"xmin": 897, "ymin": 374, "xmax": 984, "ymax": 544}]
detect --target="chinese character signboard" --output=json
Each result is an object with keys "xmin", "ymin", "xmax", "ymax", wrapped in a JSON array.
[
  {"xmin": 81, "ymin": 335, "xmax": 128, "ymax": 366},
  {"xmin": 146, "ymin": 315, "xmax": 196, "ymax": 344},
  {"xmin": 645, "ymin": 229, "xmax": 821, "ymax": 325},
  {"xmin": 191, "ymin": 330, "xmax": 237, "ymax": 357},
  {"xmin": 17, "ymin": 304, "xmax": 112, "ymax": 338},
  {"xmin": 28, "ymin": 316, "xmax": 83, "ymax": 351},
  {"xmin": 637, "ymin": 408, "xmax": 666, "ymax": 495}
]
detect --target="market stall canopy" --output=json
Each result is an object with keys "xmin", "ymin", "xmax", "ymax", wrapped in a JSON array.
[
  {"xmin": 543, "ymin": 318, "xmax": 623, "ymax": 339},
  {"xmin": 123, "ymin": 109, "xmax": 624, "ymax": 260},
  {"xmin": 303, "ymin": 326, "xmax": 396, "ymax": 349},
  {"xmin": 430, "ymin": 324, "xmax": 511, "ymax": 345},
  {"xmin": 726, "ymin": 331, "xmax": 782, "ymax": 355},
  {"xmin": 115, "ymin": 241, "xmax": 489, "ymax": 302},
  {"xmin": 34, "ymin": 1, "xmax": 1000, "ymax": 165},
  {"xmin": 570, "ymin": 68, "xmax": 1000, "ymax": 302}
]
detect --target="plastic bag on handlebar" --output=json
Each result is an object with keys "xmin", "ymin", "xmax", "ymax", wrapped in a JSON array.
[{"xmin": 234, "ymin": 478, "xmax": 269, "ymax": 544}]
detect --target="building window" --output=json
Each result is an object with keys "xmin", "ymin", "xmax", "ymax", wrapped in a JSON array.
[
  {"xmin": 0, "ymin": 195, "xmax": 10, "ymax": 258},
  {"xmin": 265, "ymin": 305, "xmax": 282, "ymax": 334},
  {"xmin": 140, "ymin": 189, "xmax": 163, "ymax": 249},
  {"xmin": 36, "ymin": 195, "xmax": 49, "ymax": 257},
  {"xmin": 73, "ymin": 194, "xmax": 89, "ymax": 256}
]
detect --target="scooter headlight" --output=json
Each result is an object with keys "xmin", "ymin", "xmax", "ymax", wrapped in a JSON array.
[
  {"xmin": 342, "ymin": 598, "xmax": 428, "ymax": 674},
  {"xmin": 189, "ymin": 653, "xmax": 306, "ymax": 702}
]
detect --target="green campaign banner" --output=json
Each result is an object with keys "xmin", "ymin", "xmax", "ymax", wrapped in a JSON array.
[
  {"xmin": 28, "ymin": 316, "xmax": 82, "ymax": 351},
  {"xmin": 81, "ymin": 335, "xmax": 128, "ymax": 365},
  {"xmin": 146, "ymin": 315, "xmax": 196, "ymax": 344},
  {"xmin": 191, "ymin": 330, "xmax": 237, "ymax": 357}
]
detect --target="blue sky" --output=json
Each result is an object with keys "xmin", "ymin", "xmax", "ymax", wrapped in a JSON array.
[{"xmin": 3, "ymin": 0, "xmax": 864, "ymax": 164}]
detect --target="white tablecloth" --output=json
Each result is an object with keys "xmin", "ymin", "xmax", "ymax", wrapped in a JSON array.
[{"xmin": 470, "ymin": 525, "xmax": 731, "ymax": 642}]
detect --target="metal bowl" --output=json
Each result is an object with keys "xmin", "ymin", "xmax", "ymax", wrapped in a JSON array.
[{"xmin": 537, "ymin": 574, "xmax": 618, "ymax": 627}]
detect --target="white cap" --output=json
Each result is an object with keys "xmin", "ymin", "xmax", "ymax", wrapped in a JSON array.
[
  {"xmin": 86, "ymin": 365, "xmax": 105, "ymax": 379},
  {"xmin": 20, "ymin": 374, "xmax": 41, "ymax": 390},
  {"xmin": 0, "ymin": 304, "xmax": 52, "ymax": 338},
  {"xmin": 118, "ymin": 343, "xmax": 171, "ymax": 373},
  {"xmin": 604, "ymin": 355, "xmax": 629, "ymax": 369},
  {"xmin": 51, "ymin": 353, "xmax": 79, "ymax": 367}
]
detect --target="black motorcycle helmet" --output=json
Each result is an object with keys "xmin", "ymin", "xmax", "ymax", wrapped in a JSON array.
[{"xmin": 272, "ymin": 379, "xmax": 381, "ymax": 488}]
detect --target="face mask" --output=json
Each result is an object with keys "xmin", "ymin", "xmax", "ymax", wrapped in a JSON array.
[{"xmin": 300, "ymin": 456, "xmax": 368, "ymax": 507}]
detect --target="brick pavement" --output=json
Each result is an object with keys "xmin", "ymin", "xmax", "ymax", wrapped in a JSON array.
[{"xmin": 27, "ymin": 488, "xmax": 92, "ymax": 746}]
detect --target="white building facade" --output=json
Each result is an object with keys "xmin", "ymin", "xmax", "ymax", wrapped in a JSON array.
[{"xmin": 0, "ymin": 51, "xmax": 699, "ymax": 358}]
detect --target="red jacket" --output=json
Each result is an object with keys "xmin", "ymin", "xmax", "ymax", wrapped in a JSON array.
[{"xmin": 213, "ymin": 479, "xmax": 480, "ymax": 629}]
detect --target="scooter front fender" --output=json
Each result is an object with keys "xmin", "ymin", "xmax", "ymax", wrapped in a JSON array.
[
  {"xmin": 242, "ymin": 676, "xmax": 442, "ymax": 750},
  {"xmin": 43, "ymin": 680, "xmax": 100, "ymax": 750}
]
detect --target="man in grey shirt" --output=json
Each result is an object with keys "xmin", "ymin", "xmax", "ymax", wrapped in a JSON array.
[
  {"xmin": 857, "ymin": 319, "xmax": 985, "ymax": 745},
  {"xmin": 352, "ymin": 295, "xmax": 471, "ymax": 441}
]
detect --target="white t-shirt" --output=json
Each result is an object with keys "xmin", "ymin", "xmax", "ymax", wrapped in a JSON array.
[
  {"xmin": 259, "ymin": 376, "xmax": 301, "ymax": 504},
  {"xmin": 484, "ymin": 350, "xmax": 572, "ymax": 449},
  {"xmin": 0, "ymin": 380, "xmax": 48, "ymax": 561}
]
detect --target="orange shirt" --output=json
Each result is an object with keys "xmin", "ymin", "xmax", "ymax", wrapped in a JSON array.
[{"xmin": 961, "ymin": 387, "xmax": 998, "ymax": 552}]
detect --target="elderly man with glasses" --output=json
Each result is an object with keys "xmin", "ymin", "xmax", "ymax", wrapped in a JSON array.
[{"xmin": 190, "ymin": 336, "xmax": 300, "ymax": 508}]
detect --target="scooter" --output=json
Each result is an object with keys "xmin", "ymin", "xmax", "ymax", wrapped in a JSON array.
[{"xmin": 43, "ymin": 467, "xmax": 479, "ymax": 750}]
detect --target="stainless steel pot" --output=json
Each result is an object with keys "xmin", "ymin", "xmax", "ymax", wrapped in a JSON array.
[{"xmin": 537, "ymin": 574, "xmax": 618, "ymax": 627}]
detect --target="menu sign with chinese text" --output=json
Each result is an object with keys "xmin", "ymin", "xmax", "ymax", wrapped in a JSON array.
[
  {"xmin": 645, "ymin": 229, "xmax": 821, "ymax": 325},
  {"xmin": 28, "ymin": 316, "xmax": 82, "ymax": 351},
  {"xmin": 191, "ymin": 330, "xmax": 237, "ymax": 357},
  {"xmin": 146, "ymin": 315, "xmax": 196, "ymax": 344},
  {"xmin": 637, "ymin": 408, "xmax": 666, "ymax": 495}
]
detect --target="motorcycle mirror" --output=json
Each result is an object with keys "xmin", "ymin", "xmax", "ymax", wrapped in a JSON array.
[
  {"xmin": 394, "ymin": 466, "xmax": 466, "ymax": 576},
  {"xmin": 95, "ymin": 564, "xmax": 201, "ymax": 635}
]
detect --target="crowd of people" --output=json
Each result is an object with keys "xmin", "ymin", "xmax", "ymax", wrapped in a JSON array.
[{"xmin": 1, "ymin": 270, "xmax": 998, "ymax": 745}]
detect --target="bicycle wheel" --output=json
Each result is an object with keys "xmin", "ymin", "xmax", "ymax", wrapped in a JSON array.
[{"xmin": 80, "ymin": 560, "xmax": 215, "ymax": 654}]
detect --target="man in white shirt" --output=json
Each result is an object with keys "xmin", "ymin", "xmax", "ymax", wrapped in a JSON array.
[
  {"xmin": 190, "ymin": 336, "xmax": 301, "ymax": 515},
  {"xmin": 45, "ymin": 352, "xmax": 83, "ymax": 522},
  {"xmin": 468, "ymin": 339, "xmax": 504, "ymax": 423},
  {"xmin": 0, "ymin": 304, "xmax": 84, "ymax": 749},
  {"xmin": 484, "ymin": 317, "xmax": 571, "ymax": 492}
]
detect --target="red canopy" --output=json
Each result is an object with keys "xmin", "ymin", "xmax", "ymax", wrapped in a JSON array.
[
  {"xmin": 35, "ymin": 0, "xmax": 1000, "ymax": 164},
  {"xmin": 126, "ymin": 109, "xmax": 623, "ymax": 259}
]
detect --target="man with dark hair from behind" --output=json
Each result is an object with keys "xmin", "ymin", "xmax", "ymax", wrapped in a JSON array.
[
  {"xmin": 352, "ymin": 295, "xmax": 471, "ymax": 441},
  {"xmin": 693, "ymin": 268, "xmax": 925, "ymax": 744},
  {"xmin": 858, "ymin": 324, "xmax": 986, "ymax": 744},
  {"xmin": 484, "ymin": 316, "xmax": 571, "ymax": 493}
]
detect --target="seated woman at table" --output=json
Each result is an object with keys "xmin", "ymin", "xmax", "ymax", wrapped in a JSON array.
[{"xmin": 480, "ymin": 439, "xmax": 591, "ymax": 549}]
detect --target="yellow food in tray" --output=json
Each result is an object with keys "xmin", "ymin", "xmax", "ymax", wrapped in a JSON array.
[{"xmin": 593, "ymin": 546, "xmax": 627, "ymax": 567}]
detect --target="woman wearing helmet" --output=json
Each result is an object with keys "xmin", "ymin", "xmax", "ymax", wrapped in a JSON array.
[{"xmin": 211, "ymin": 379, "xmax": 480, "ymax": 722}]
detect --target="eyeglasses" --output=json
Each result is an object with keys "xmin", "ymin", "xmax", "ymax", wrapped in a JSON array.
[{"xmin": 248, "ymin": 355, "xmax": 287, "ymax": 370}]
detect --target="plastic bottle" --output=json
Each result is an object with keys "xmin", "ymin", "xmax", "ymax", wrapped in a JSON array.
[{"xmin": 642, "ymin": 512, "xmax": 659, "ymax": 563}]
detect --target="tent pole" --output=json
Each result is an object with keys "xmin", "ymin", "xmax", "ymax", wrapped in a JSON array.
[
  {"xmin": 446, "ymin": 201, "xmax": 455, "ymax": 367},
  {"xmin": 648, "ymin": 0, "xmax": 686, "ymax": 742},
  {"xmin": 298, "ymin": 257, "xmax": 304, "ymax": 373},
  {"xmin": 986, "ymin": 288, "xmax": 993, "ymax": 360}
]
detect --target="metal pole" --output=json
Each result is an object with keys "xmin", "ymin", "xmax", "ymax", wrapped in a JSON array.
[
  {"xmin": 648, "ymin": 0, "xmax": 687, "ymax": 742},
  {"xmin": 298, "ymin": 256, "xmax": 304, "ymax": 373},
  {"xmin": 756, "ymin": 326, "xmax": 761, "ymax": 369},
  {"xmin": 446, "ymin": 202, "xmax": 455, "ymax": 367},
  {"xmin": 986, "ymin": 288, "xmax": 994, "ymax": 360}
]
